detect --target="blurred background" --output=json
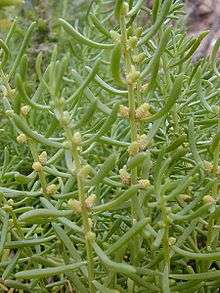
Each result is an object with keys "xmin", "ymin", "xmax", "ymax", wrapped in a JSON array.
[{"xmin": 0, "ymin": 0, "xmax": 219, "ymax": 59}]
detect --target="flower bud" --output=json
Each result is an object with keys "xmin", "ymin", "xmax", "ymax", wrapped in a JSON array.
[
  {"xmin": 119, "ymin": 105, "xmax": 129, "ymax": 119},
  {"xmin": 61, "ymin": 111, "xmax": 70, "ymax": 126},
  {"xmin": 3, "ymin": 204, "xmax": 13, "ymax": 212},
  {"xmin": 68, "ymin": 199, "xmax": 82, "ymax": 213},
  {"xmin": 85, "ymin": 194, "xmax": 96, "ymax": 209},
  {"xmin": 32, "ymin": 161, "xmax": 43, "ymax": 172},
  {"xmin": 128, "ymin": 36, "xmax": 138, "ymax": 50},
  {"xmin": 135, "ymin": 103, "xmax": 151, "ymax": 120},
  {"xmin": 86, "ymin": 231, "xmax": 96, "ymax": 241},
  {"xmin": 137, "ymin": 134, "xmax": 148, "ymax": 151},
  {"xmin": 46, "ymin": 184, "xmax": 57, "ymax": 195},
  {"xmin": 72, "ymin": 132, "xmax": 82, "ymax": 146},
  {"xmin": 119, "ymin": 166, "xmax": 131, "ymax": 185},
  {"xmin": 128, "ymin": 141, "xmax": 140, "ymax": 156},
  {"xmin": 38, "ymin": 151, "xmax": 47, "ymax": 166},
  {"xmin": 16, "ymin": 133, "xmax": 28, "ymax": 144},
  {"xmin": 78, "ymin": 165, "xmax": 91, "ymax": 178},
  {"xmin": 7, "ymin": 199, "xmax": 14, "ymax": 206},
  {"xmin": 169, "ymin": 237, "xmax": 176, "ymax": 246},
  {"xmin": 138, "ymin": 179, "xmax": 150, "ymax": 189},
  {"xmin": 127, "ymin": 65, "xmax": 140, "ymax": 84},
  {"xmin": 20, "ymin": 105, "xmax": 30, "ymax": 116},
  {"xmin": 204, "ymin": 160, "xmax": 213, "ymax": 173},
  {"xmin": 203, "ymin": 195, "xmax": 216, "ymax": 204}
]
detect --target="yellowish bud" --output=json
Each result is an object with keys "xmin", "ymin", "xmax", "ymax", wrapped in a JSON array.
[
  {"xmin": 16, "ymin": 133, "xmax": 28, "ymax": 144},
  {"xmin": 61, "ymin": 111, "xmax": 70, "ymax": 126},
  {"xmin": 127, "ymin": 65, "xmax": 140, "ymax": 84},
  {"xmin": 38, "ymin": 151, "xmax": 47, "ymax": 165},
  {"xmin": 137, "ymin": 134, "xmax": 148, "ymax": 151},
  {"xmin": 86, "ymin": 231, "xmax": 96, "ymax": 241},
  {"xmin": 203, "ymin": 195, "xmax": 216, "ymax": 204},
  {"xmin": 204, "ymin": 160, "xmax": 213, "ymax": 173},
  {"xmin": 169, "ymin": 237, "xmax": 176, "ymax": 246},
  {"xmin": 128, "ymin": 36, "xmax": 138, "ymax": 50},
  {"xmin": 32, "ymin": 161, "xmax": 43, "ymax": 172},
  {"xmin": 72, "ymin": 132, "xmax": 81, "ymax": 145},
  {"xmin": 119, "ymin": 166, "xmax": 131, "ymax": 185},
  {"xmin": 20, "ymin": 105, "xmax": 30, "ymax": 116},
  {"xmin": 119, "ymin": 105, "xmax": 129, "ymax": 119},
  {"xmin": 78, "ymin": 165, "xmax": 91, "ymax": 178},
  {"xmin": 68, "ymin": 199, "xmax": 82, "ymax": 213},
  {"xmin": 85, "ymin": 194, "xmax": 96, "ymax": 209},
  {"xmin": 135, "ymin": 103, "xmax": 151, "ymax": 120},
  {"xmin": 46, "ymin": 184, "xmax": 57, "ymax": 195},
  {"xmin": 128, "ymin": 141, "xmax": 140, "ymax": 156},
  {"xmin": 138, "ymin": 179, "xmax": 150, "ymax": 189}
]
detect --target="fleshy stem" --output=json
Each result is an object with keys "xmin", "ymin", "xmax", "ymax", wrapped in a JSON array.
[
  {"xmin": 119, "ymin": 3, "xmax": 141, "ymax": 220},
  {"xmin": 159, "ymin": 188, "xmax": 171, "ymax": 293},
  {"xmin": 207, "ymin": 106, "xmax": 220, "ymax": 249},
  {"xmin": 58, "ymin": 113, "xmax": 95, "ymax": 293}
]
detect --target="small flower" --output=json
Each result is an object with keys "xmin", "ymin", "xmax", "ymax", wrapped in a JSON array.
[
  {"xmin": 85, "ymin": 231, "xmax": 96, "ymax": 241},
  {"xmin": 135, "ymin": 103, "xmax": 151, "ymax": 120},
  {"xmin": 72, "ymin": 132, "xmax": 82, "ymax": 146},
  {"xmin": 127, "ymin": 65, "xmax": 140, "ymax": 85},
  {"xmin": 46, "ymin": 184, "xmax": 57, "ymax": 195},
  {"xmin": 138, "ymin": 179, "xmax": 150, "ymax": 189},
  {"xmin": 137, "ymin": 134, "xmax": 149, "ymax": 151},
  {"xmin": 204, "ymin": 160, "xmax": 213, "ymax": 173},
  {"xmin": 128, "ymin": 36, "xmax": 138, "ymax": 50},
  {"xmin": 61, "ymin": 111, "xmax": 70, "ymax": 126},
  {"xmin": 2, "ymin": 204, "xmax": 13, "ymax": 212},
  {"xmin": 169, "ymin": 237, "xmax": 176, "ymax": 246},
  {"xmin": 128, "ymin": 141, "xmax": 140, "ymax": 156},
  {"xmin": 20, "ymin": 105, "xmax": 30, "ymax": 116},
  {"xmin": 119, "ymin": 105, "xmax": 129, "ymax": 119},
  {"xmin": 203, "ymin": 195, "xmax": 216, "ymax": 204},
  {"xmin": 32, "ymin": 161, "xmax": 43, "ymax": 172},
  {"xmin": 38, "ymin": 151, "xmax": 47, "ymax": 165},
  {"xmin": 85, "ymin": 194, "xmax": 96, "ymax": 209},
  {"xmin": 68, "ymin": 199, "xmax": 82, "ymax": 213},
  {"xmin": 119, "ymin": 166, "xmax": 131, "ymax": 185},
  {"xmin": 16, "ymin": 133, "xmax": 28, "ymax": 144},
  {"xmin": 78, "ymin": 165, "xmax": 91, "ymax": 178}
]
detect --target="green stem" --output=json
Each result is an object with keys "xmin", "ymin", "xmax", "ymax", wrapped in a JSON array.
[
  {"xmin": 119, "ymin": 8, "xmax": 141, "ymax": 220},
  {"xmin": 207, "ymin": 107, "xmax": 220, "ymax": 249},
  {"xmin": 63, "ymin": 128, "xmax": 95, "ymax": 293},
  {"xmin": 159, "ymin": 189, "xmax": 171, "ymax": 292}
]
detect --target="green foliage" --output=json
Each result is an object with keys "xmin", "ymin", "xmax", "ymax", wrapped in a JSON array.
[{"xmin": 1, "ymin": 0, "xmax": 220, "ymax": 292}]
